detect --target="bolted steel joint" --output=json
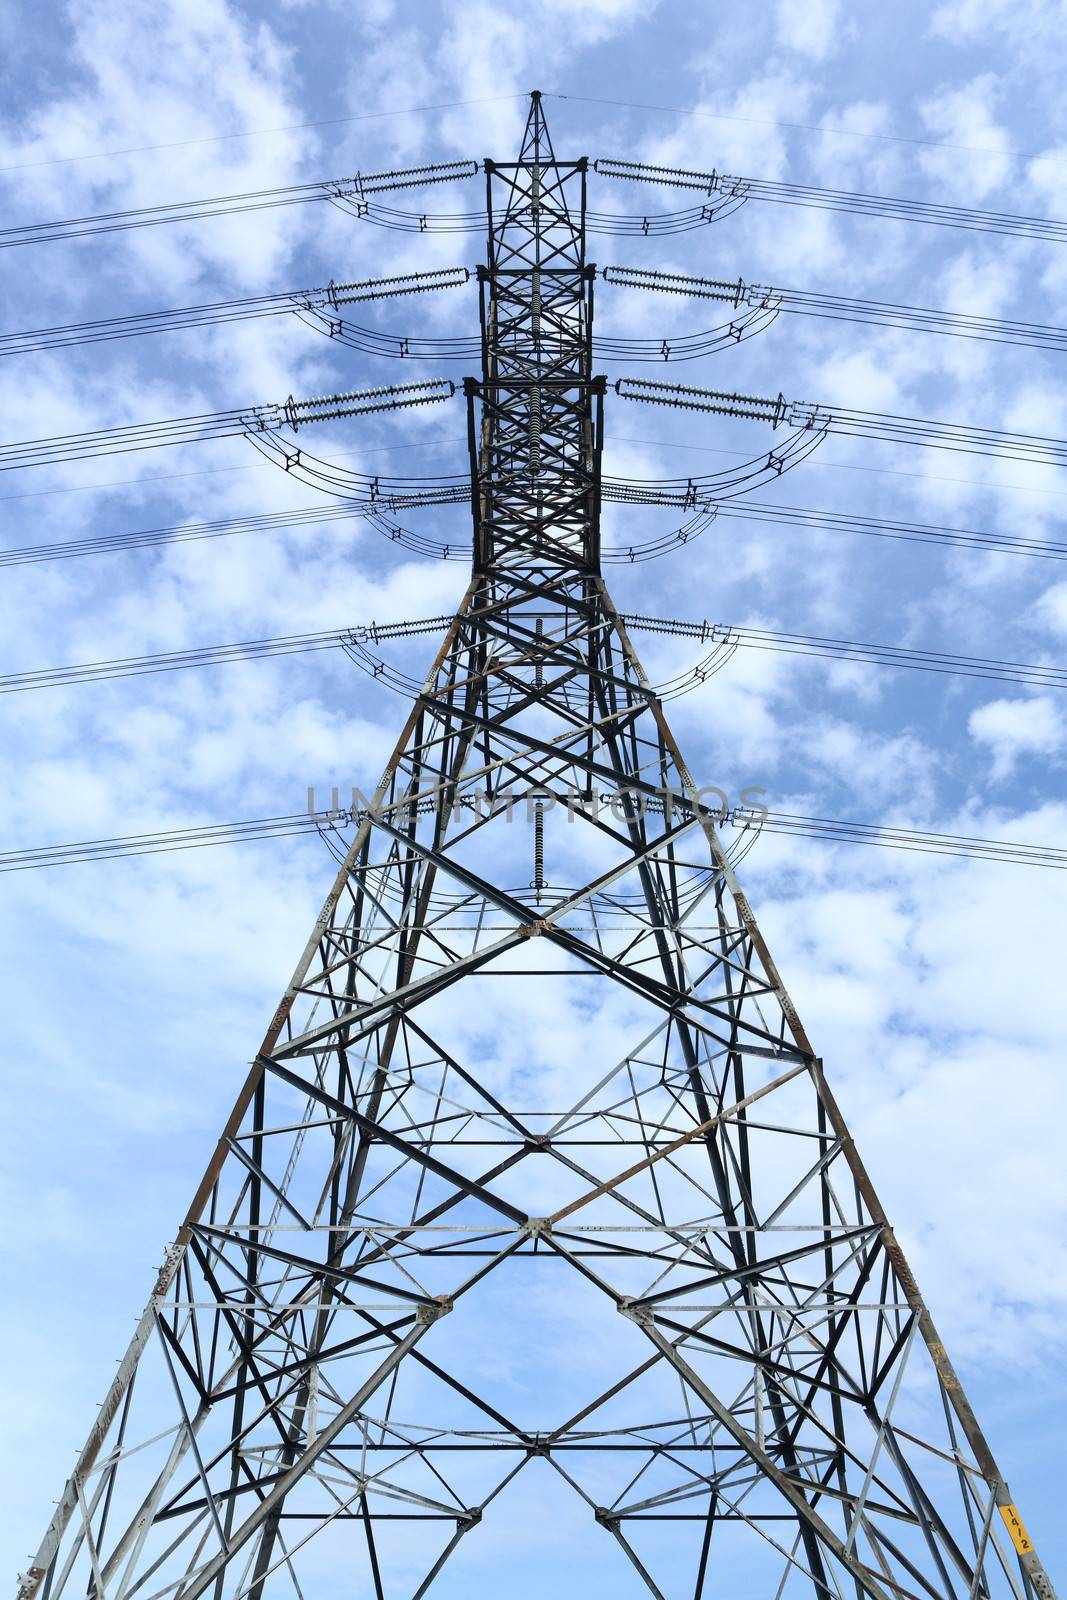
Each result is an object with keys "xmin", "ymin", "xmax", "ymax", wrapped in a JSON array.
[{"xmin": 617, "ymin": 1298, "xmax": 651, "ymax": 1326}]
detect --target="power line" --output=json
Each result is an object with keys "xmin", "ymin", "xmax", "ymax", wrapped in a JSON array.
[
  {"xmin": 5, "ymin": 614, "xmax": 1065, "ymax": 698},
  {"xmin": 0, "ymin": 95, "xmax": 526, "ymax": 175},
  {"xmin": 548, "ymin": 90, "xmax": 1067, "ymax": 169},
  {"xmin": 0, "ymin": 459, "xmax": 264, "ymax": 503},
  {"xmin": 596, "ymin": 156, "xmax": 1067, "ymax": 245},
  {"xmin": 712, "ymin": 498, "xmax": 1067, "ymax": 561},
  {"xmin": 23, "ymin": 369, "xmax": 1067, "ymax": 495},
  {"xmin": 598, "ymin": 488, "xmax": 1067, "ymax": 565},
  {"xmin": 0, "ymin": 812, "xmax": 338, "ymax": 871},
  {"xmin": 0, "ymin": 618, "xmax": 451, "ymax": 692},
  {"xmin": 0, "ymin": 434, "xmax": 470, "ymax": 506},
  {"xmin": 732, "ymin": 809, "xmax": 1067, "ymax": 870},
  {"xmin": 624, "ymin": 614, "xmax": 1067, "ymax": 691},
  {"xmin": 615, "ymin": 377, "xmax": 1067, "ymax": 473},
  {"xmin": 0, "ymin": 381, "xmax": 458, "ymax": 474},
  {"xmin": 0, "ymin": 175, "xmax": 352, "ymax": 248},
  {"xmin": 10, "ymin": 156, "xmax": 1067, "ymax": 254},
  {"xmin": 0, "ymin": 502, "xmax": 369, "ymax": 567},
  {"xmin": 0, "ymin": 160, "xmax": 480, "ymax": 250},
  {"xmin": 0, "ymin": 183, "xmax": 686, "ymax": 247},
  {"xmin": 8, "ymin": 489, "xmax": 1065, "ymax": 573},
  {"xmin": 0, "ymin": 268, "xmax": 472, "ymax": 359},
  {"xmin": 4, "ymin": 805, "xmax": 1065, "ymax": 874},
  {"xmin": 14, "ymin": 378, "xmax": 1063, "ymax": 511},
  {"xmin": 1, "ymin": 87, "xmax": 1050, "ymax": 181},
  {"xmin": 602, "ymin": 264, "xmax": 1067, "ymax": 356},
  {"xmin": 606, "ymin": 432, "xmax": 1067, "ymax": 500},
  {"xmin": 11, "ymin": 264, "xmax": 1067, "ymax": 362}
]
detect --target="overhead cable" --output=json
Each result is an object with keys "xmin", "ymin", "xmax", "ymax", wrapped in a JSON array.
[
  {"xmin": 0, "ymin": 177, "xmax": 822, "ymax": 249},
  {"xmin": 0, "ymin": 281, "xmax": 762, "ymax": 364},
  {"xmin": 0, "ymin": 96, "xmax": 529, "ymax": 175},
  {"xmin": 0, "ymin": 380, "xmax": 457, "ymax": 473},
  {"xmin": 0, "ymin": 268, "xmax": 472, "ymax": 358},
  {"xmin": 4, "ymin": 807, "xmax": 1066, "ymax": 874},
  {"xmin": 710, "ymin": 499, "xmax": 1067, "ymax": 562},
  {"xmin": 602, "ymin": 264, "xmax": 1067, "ymax": 356},
  {"xmin": 0, "ymin": 618, "xmax": 451, "ymax": 693},
  {"xmin": 622, "ymin": 614, "xmax": 1067, "ymax": 690},
  {"xmin": 5, "ymin": 609, "xmax": 1063, "ymax": 698},
  {"xmin": 0, "ymin": 501, "xmax": 439, "ymax": 568},
  {"xmin": 13, "ymin": 490, "xmax": 1067, "ymax": 574},
  {"xmin": 0, "ymin": 813, "xmax": 339, "ymax": 871},
  {"xmin": 0, "ymin": 274, "xmax": 768, "ymax": 364},
  {"xmin": 615, "ymin": 376, "xmax": 1067, "ymax": 472},
  {"xmin": 595, "ymin": 156, "xmax": 1067, "ymax": 245},
  {"xmin": 729, "ymin": 808, "xmax": 1067, "ymax": 869},
  {"xmin": 0, "ymin": 161, "xmax": 480, "ymax": 249},
  {"xmin": 10, "ymin": 152, "xmax": 1067, "ymax": 253}
]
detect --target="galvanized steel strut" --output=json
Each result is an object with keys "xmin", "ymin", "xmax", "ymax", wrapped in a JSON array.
[{"xmin": 19, "ymin": 93, "xmax": 1056, "ymax": 1600}]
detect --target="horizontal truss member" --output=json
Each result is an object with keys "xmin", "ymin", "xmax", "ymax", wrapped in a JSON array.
[{"xmin": 16, "ymin": 91, "xmax": 1056, "ymax": 1600}]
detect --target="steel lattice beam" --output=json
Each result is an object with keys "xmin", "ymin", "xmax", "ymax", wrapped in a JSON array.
[{"xmin": 17, "ymin": 91, "xmax": 1056, "ymax": 1600}]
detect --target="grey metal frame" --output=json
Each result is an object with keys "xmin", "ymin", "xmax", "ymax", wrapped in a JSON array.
[{"xmin": 18, "ymin": 94, "xmax": 1056, "ymax": 1600}]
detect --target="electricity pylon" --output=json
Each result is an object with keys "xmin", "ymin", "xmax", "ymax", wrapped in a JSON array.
[{"xmin": 19, "ymin": 93, "xmax": 1056, "ymax": 1600}]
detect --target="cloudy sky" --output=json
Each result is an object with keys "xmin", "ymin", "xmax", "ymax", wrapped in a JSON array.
[{"xmin": 2, "ymin": 0, "xmax": 1066, "ymax": 1586}]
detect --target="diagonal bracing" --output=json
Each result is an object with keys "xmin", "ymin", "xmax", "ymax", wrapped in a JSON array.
[{"xmin": 19, "ymin": 92, "xmax": 1057, "ymax": 1600}]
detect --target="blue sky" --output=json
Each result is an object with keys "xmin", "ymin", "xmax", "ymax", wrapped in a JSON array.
[{"xmin": 2, "ymin": 0, "xmax": 1066, "ymax": 1588}]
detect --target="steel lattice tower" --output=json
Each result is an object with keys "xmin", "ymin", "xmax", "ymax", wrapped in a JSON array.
[{"xmin": 19, "ymin": 94, "xmax": 1057, "ymax": 1600}]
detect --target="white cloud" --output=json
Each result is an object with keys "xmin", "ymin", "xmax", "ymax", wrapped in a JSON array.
[
  {"xmin": 918, "ymin": 74, "xmax": 1012, "ymax": 200},
  {"xmin": 775, "ymin": 0, "xmax": 846, "ymax": 60},
  {"xmin": 969, "ymin": 694, "xmax": 1065, "ymax": 777},
  {"xmin": 4, "ymin": 0, "xmax": 1067, "ymax": 1579},
  {"xmin": 1032, "ymin": 579, "xmax": 1067, "ymax": 637},
  {"xmin": 743, "ymin": 798, "xmax": 1067, "ymax": 1361},
  {"xmin": 641, "ymin": 69, "xmax": 815, "ymax": 181},
  {"xmin": 0, "ymin": 0, "xmax": 317, "ymax": 295},
  {"xmin": 930, "ymin": 0, "xmax": 1064, "ymax": 46}
]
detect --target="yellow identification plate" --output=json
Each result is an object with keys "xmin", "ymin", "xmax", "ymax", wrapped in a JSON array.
[{"xmin": 999, "ymin": 1505, "xmax": 1034, "ymax": 1555}]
